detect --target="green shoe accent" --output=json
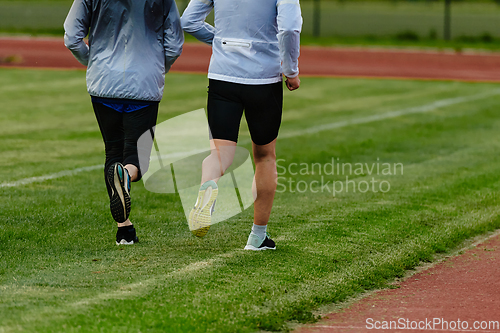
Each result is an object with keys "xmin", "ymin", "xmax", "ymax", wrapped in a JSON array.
[{"xmin": 199, "ymin": 180, "xmax": 218, "ymax": 191}]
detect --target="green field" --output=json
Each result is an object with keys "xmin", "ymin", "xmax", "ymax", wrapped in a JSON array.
[
  {"xmin": 1, "ymin": 0, "xmax": 500, "ymax": 47},
  {"xmin": 1, "ymin": 69, "xmax": 500, "ymax": 332},
  {"xmin": 301, "ymin": 1, "xmax": 500, "ymax": 38}
]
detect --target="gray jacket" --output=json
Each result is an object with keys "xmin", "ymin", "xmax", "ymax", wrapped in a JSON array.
[
  {"xmin": 181, "ymin": 0, "xmax": 302, "ymax": 85},
  {"xmin": 64, "ymin": 0, "xmax": 184, "ymax": 101}
]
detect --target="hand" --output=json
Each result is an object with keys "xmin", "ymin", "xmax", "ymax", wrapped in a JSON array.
[{"xmin": 285, "ymin": 75, "xmax": 300, "ymax": 91}]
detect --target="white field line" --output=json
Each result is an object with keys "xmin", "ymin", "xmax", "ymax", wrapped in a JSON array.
[
  {"xmin": 0, "ymin": 251, "xmax": 239, "ymax": 328},
  {"xmin": 0, "ymin": 149, "xmax": 206, "ymax": 189},
  {"xmin": 277, "ymin": 89, "xmax": 500, "ymax": 140},
  {"xmin": 0, "ymin": 165, "xmax": 102, "ymax": 188},
  {"xmin": 2, "ymin": 89, "xmax": 499, "ymax": 189},
  {"xmin": 71, "ymin": 257, "xmax": 218, "ymax": 307}
]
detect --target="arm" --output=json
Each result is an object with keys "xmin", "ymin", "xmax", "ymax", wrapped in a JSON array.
[
  {"xmin": 277, "ymin": 0, "xmax": 302, "ymax": 90},
  {"xmin": 63, "ymin": 0, "xmax": 91, "ymax": 66},
  {"xmin": 180, "ymin": 0, "xmax": 216, "ymax": 45},
  {"xmin": 164, "ymin": 0, "xmax": 185, "ymax": 72}
]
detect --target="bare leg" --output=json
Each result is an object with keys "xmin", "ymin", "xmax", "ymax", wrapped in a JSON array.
[
  {"xmin": 252, "ymin": 139, "xmax": 277, "ymax": 226},
  {"xmin": 199, "ymin": 137, "xmax": 277, "ymax": 226},
  {"xmin": 201, "ymin": 139, "xmax": 237, "ymax": 184},
  {"xmin": 124, "ymin": 164, "xmax": 139, "ymax": 182},
  {"xmin": 117, "ymin": 219, "xmax": 132, "ymax": 227}
]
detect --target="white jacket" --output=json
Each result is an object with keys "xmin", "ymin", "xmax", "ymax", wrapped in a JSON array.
[{"xmin": 181, "ymin": 0, "xmax": 302, "ymax": 85}]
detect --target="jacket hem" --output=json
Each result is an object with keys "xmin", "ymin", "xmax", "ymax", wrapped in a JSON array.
[
  {"xmin": 207, "ymin": 73, "xmax": 282, "ymax": 85},
  {"xmin": 88, "ymin": 92, "xmax": 162, "ymax": 102}
]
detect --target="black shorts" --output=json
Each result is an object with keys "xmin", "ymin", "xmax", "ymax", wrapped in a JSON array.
[{"xmin": 207, "ymin": 79, "xmax": 283, "ymax": 145}]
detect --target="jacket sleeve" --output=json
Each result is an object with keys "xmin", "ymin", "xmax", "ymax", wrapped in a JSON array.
[
  {"xmin": 164, "ymin": 0, "xmax": 185, "ymax": 73},
  {"xmin": 63, "ymin": 0, "xmax": 91, "ymax": 66},
  {"xmin": 277, "ymin": 0, "xmax": 302, "ymax": 78},
  {"xmin": 180, "ymin": 0, "xmax": 216, "ymax": 46}
]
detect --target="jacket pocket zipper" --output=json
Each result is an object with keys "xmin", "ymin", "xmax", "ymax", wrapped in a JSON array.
[{"xmin": 222, "ymin": 40, "xmax": 251, "ymax": 48}]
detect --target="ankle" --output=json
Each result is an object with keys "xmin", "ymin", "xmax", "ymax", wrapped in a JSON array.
[
  {"xmin": 124, "ymin": 164, "xmax": 139, "ymax": 182},
  {"xmin": 117, "ymin": 219, "xmax": 133, "ymax": 228},
  {"xmin": 251, "ymin": 224, "xmax": 267, "ymax": 240}
]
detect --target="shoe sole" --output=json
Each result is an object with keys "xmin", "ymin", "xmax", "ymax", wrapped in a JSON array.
[
  {"xmin": 116, "ymin": 239, "xmax": 135, "ymax": 245},
  {"xmin": 189, "ymin": 184, "xmax": 218, "ymax": 238},
  {"xmin": 107, "ymin": 163, "xmax": 131, "ymax": 223},
  {"xmin": 244, "ymin": 245, "xmax": 276, "ymax": 251}
]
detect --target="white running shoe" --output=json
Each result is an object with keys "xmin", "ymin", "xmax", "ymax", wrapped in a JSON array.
[
  {"xmin": 244, "ymin": 232, "xmax": 276, "ymax": 251},
  {"xmin": 188, "ymin": 180, "xmax": 218, "ymax": 238}
]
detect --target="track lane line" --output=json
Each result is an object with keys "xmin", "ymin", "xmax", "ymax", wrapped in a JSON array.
[
  {"xmin": 2, "ymin": 89, "xmax": 499, "ymax": 188},
  {"xmin": 277, "ymin": 89, "xmax": 500, "ymax": 140}
]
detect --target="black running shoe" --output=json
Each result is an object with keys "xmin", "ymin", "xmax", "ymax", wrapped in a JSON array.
[
  {"xmin": 244, "ymin": 232, "xmax": 276, "ymax": 251},
  {"xmin": 116, "ymin": 225, "xmax": 139, "ymax": 245},
  {"xmin": 106, "ymin": 162, "xmax": 131, "ymax": 223}
]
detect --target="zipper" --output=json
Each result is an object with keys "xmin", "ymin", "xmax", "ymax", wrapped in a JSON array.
[{"xmin": 222, "ymin": 40, "xmax": 251, "ymax": 48}]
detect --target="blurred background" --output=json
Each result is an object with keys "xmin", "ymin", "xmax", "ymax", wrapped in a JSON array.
[{"xmin": 0, "ymin": 0, "xmax": 499, "ymax": 50}]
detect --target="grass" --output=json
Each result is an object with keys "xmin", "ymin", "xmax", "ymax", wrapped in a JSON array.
[
  {"xmin": 1, "ymin": 69, "xmax": 500, "ymax": 332},
  {"xmin": 300, "ymin": 1, "xmax": 500, "ymax": 38},
  {"xmin": 0, "ymin": 1, "xmax": 71, "ymax": 33}
]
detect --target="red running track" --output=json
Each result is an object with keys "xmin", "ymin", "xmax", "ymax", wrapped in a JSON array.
[
  {"xmin": 1, "ymin": 37, "xmax": 500, "ymax": 82},
  {"xmin": 295, "ymin": 233, "xmax": 500, "ymax": 333}
]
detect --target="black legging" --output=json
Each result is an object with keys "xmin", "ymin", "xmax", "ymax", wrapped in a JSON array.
[{"xmin": 92, "ymin": 101, "xmax": 158, "ymax": 199}]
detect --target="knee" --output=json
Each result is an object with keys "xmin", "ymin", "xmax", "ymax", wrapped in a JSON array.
[
  {"xmin": 253, "ymin": 148, "xmax": 276, "ymax": 164},
  {"xmin": 203, "ymin": 150, "xmax": 234, "ymax": 175}
]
